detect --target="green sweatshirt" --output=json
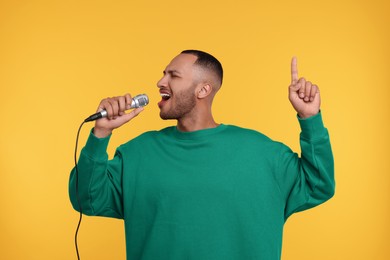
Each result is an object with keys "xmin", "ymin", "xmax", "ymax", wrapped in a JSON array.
[{"xmin": 69, "ymin": 112, "xmax": 334, "ymax": 259}]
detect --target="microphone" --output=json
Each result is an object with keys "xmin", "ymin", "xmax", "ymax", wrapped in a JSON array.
[{"xmin": 84, "ymin": 94, "xmax": 149, "ymax": 122}]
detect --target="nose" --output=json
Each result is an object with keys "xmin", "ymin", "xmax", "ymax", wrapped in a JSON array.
[{"xmin": 157, "ymin": 75, "xmax": 167, "ymax": 89}]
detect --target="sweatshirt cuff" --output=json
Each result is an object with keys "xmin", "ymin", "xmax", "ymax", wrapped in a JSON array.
[
  {"xmin": 297, "ymin": 111, "xmax": 327, "ymax": 141},
  {"xmin": 82, "ymin": 128, "xmax": 112, "ymax": 160}
]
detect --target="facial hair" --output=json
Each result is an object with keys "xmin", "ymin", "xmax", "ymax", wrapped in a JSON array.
[{"xmin": 160, "ymin": 84, "xmax": 197, "ymax": 120}]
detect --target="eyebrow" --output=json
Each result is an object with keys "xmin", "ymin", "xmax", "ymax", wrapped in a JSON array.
[{"xmin": 163, "ymin": 69, "xmax": 181, "ymax": 75}]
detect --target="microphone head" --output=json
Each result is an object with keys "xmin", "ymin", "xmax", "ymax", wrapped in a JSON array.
[{"xmin": 131, "ymin": 94, "xmax": 149, "ymax": 108}]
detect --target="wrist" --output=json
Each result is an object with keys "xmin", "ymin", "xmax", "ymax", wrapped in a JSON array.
[
  {"xmin": 84, "ymin": 128, "xmax": 111, "ymax": 159},
  {"xmin": 93, "ymin": 127, "xmax": 112, "ymax": 138},
  {"xmin": 298, "ymin": 110, "xmax": 320, "ymax": 119},
  {"xmin": 298, "ymin": 111, "xmax": 326, "ymax": 141}
]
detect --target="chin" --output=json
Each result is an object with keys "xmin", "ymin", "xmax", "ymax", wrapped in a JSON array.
[{"xmin": 159, "ymin": 112, "xmax": 175, "ymax": 120}]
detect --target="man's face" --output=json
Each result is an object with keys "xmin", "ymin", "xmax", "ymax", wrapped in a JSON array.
[{"xmin": 157, "ymin": 53, "xmax": 199, "ymax": 120}]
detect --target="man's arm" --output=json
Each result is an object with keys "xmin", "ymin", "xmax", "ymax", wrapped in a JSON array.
[
  {"xmin": 69, "ymin": 131, "xmax": 125, "ymax": 218},
  {"xmin": 278, "ymin": 112, "xmax": 335, "ymax": 220},
  {"xmin": 279, "ymin": 57, "xmax": 335, "ymax": 219},
  {"xmin": 69, "ymin": 94, "xmax": 144, "ymax": 218}
]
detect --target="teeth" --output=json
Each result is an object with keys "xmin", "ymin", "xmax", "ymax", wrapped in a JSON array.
[{"xmin": 160, "ymin": 93, "xmax": 171, "ymax": 97}]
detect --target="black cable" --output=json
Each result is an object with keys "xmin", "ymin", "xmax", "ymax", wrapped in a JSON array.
[{"xmin": 74, "ymin": 121, "xmax": 85, "ymax": 260}]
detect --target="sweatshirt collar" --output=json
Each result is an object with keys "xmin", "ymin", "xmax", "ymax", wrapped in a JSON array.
[{"xmin": 172, "ymin": 124, "xmax": 227, "ymax": 140}]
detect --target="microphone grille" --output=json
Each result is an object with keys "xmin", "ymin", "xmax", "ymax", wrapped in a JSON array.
[{"xmin": 132, "ymin": 94, "xmax": 149, "ymax": 108}]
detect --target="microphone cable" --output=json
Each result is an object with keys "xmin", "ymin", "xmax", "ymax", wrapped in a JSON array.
[{"xmin": 74, "ymin": 121, "xmax": 85, "ymax": 260}]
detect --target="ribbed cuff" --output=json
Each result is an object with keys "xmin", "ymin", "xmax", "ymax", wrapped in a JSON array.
[
  {"xmin": 298, "ymin": 112, "xmax": 327, "ymax": 141},
  {"xmin": 82, "ymin": 128, "xmax": 112, "ymax": 160}
]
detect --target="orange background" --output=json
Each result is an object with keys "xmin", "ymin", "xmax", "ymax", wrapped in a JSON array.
[{"xmin": 1, "ymin": 0, "xmax": 389, "ymax": 259}]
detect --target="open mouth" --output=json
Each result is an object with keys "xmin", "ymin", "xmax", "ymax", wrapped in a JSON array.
[
  {"xmin": 160, "ymin": 93, "xmax": 171, "ymax": 101},
  {"xmin": 158, "ymin": 92, "xmax": 171, "ymax": 108}
]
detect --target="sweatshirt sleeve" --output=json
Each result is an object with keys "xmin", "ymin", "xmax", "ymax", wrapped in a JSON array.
[
  {"xmin": 277, "ymin": 112, "xmax": 335, "ymax": 220},
  {"xmin": 68, "ymin": 129, "xmax": 124, "ymax": 219}
]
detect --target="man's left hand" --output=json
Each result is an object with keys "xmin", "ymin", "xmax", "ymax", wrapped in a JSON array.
[{"xmin": 288, "ymin": 57, "xmax": 321, "ymax": 119}]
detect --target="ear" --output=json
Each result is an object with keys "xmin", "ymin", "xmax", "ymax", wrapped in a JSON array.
[{"xmin": 196, "ymin": 83, "xmax": 212, "ymax": 99}]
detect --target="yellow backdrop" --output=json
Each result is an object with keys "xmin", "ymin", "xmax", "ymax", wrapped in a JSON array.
[{"xmin": 1, "ymin": 0, "xmax": 389, "ymax": 259}]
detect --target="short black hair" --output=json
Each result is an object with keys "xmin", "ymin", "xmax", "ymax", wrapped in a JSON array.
[{"xmin": 181, "ymin": 50, "xmax": 223, "ymax": 86}]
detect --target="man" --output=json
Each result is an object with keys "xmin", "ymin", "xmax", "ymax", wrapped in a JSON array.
[{"xmin": 69, "ymin": 50, "xmax": 334, "ymax": 259}]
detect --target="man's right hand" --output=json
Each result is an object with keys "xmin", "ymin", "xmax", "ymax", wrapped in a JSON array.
[{"xmin": 93, "ymin": 93, "xmax": 145, "ymax": 138}]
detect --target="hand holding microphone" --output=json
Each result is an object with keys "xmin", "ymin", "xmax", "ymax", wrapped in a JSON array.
[{"xmin": 86, "ymin": 93, "xmax": 149, "ymax": 138}]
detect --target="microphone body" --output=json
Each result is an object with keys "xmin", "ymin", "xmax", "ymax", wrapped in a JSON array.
[{"xmin": 84, "ymin": 94, "xmax": 149, "ymax": 122}]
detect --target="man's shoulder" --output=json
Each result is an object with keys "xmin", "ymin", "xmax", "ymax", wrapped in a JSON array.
[
  {"xmin": 223, "ymin": 124, "xmax": 273, "ymax": 141},
  {"xmin": 138, "ymin": 127, "xmax": 173, "ymax": 138},
  {"xmin": 220, "ymin": 125, "xmax": 285, "ymax": 154},
  {"xmin": 119, "ymin": 126, "xmax": 174, "ymax": 147}
]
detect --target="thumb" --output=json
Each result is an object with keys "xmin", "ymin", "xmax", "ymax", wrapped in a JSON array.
[
  {"xmin": 121, "ymin": 107, "xmax": 145, "ymax": 123},
  {"xmin": 288, "ymin": 83, "xmax": 301, "ymax": 97}
]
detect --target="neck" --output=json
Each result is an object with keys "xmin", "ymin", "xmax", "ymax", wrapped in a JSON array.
[
  {"xmin": 177, "ymin": 119, "xmax": 219, "ymax": 132},
  {"xmin": 176, "ymin": 110, "xmax": 218, "ymax": 132}
]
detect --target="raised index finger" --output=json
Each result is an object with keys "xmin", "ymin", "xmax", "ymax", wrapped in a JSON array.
[{"xmin": 291, "ymin": 56, "xmax": 298, "ymax": 84}]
